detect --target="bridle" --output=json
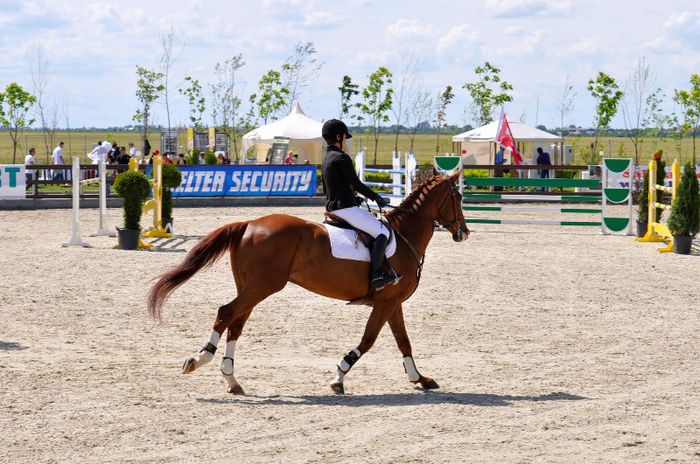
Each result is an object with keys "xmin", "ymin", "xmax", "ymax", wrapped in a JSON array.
[{"xmin": 380, "ymin": 178, "xmax": 463, "ymax": 232}]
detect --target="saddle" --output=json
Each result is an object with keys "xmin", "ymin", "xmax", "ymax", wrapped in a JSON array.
[{"xmin": 323, "ymin": 212, "xmax": 396, "ymax": 306}]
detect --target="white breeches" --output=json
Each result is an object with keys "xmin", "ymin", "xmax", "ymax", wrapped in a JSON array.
[{"xmin": 331, "ymin": 206, "xmax": 389, "ymax": 238}]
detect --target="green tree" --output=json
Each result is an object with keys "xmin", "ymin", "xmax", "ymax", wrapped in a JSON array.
[
  {"xmin": 0, "ymin": 83, "xmax": 36, "ymax": 163},
  {"xmin": 338, "ymin": 75, "xmax": 359, "ymax": 119},
  {"xmin": 356, "ymin": 66, "xmax": 393, "ymax": 164},
  {"xmin": 133, "ymin": 66, "xmax": 164, "ymax": 151},
  {"xmin": 587, "ymin": 71, "xmax": 624, "ymax": 162},
  {"xmin": 434, "ymin": 85, "xmax": 454, "ymax": 154},
  {"xmin": 673, "ymin": 73, "xmax": 700, "ymax": 163},
  {"xmin": 249, "ymin": 70, "xmax": 289, "ymax": 125},
  {"xmin": 179, "ymin": 76, "xmax": 206, "ymax": 132},
  {"xmin": 463, "ymin": 61, "xmax": 513, "ymax": 126},
  {"xmin": 211, "ymin": 55, "xmax": 245, "ymax": 162}
]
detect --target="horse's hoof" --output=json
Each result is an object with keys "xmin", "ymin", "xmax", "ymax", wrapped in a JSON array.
[
  {"xmin": 419, "ymin": 376, "xmax": 440, "ymax": 390},
  {"xmin": 330, "ymin": 381, "xmax": 345, "ymax": 395},
  {"xmin": 227, "ymin": 384, "xmax": 245, "ymax": 395},
  {"xmin": 182, "ymin": 357, "xmax": 196, "ymax": 374}
]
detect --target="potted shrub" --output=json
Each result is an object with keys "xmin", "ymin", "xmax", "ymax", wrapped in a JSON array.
[
  {"xmin": 160, "ymin": 162, "xmax": 182, "ymax": 231},
  {"xmin": 113, "ymin": 170, "xmax": 151, "ymax": 250},
  {"xmin": 667, "ymin": 163, "xmax": 700, "ymax": 255}
]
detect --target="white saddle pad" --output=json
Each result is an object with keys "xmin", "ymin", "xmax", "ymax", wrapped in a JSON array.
[{"xmin": 322, "ymin": 224, "xmax": 397, "ymax": 262}]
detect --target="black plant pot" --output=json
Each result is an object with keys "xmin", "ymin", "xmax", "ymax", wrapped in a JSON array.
[
  {"xmin": 672, "ymin": 235, "xmax": 693, "ymax": 255},
  {"xmin": 635, "ymin": 220, "xmax": 648, "ymax": 238},
  {"xmin": 117, "ymin": 227, "xmax": 141, "ymax": 250}
]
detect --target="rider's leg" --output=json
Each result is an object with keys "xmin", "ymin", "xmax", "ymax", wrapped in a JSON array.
[{"xmin": 331, "ymin": 207, "xmax": 401, "ymax": 289}]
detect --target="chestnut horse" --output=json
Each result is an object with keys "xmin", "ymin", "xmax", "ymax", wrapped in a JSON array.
[{"xmin": 147, "ymin": 168, "xmax": 469, "ymax": 394}]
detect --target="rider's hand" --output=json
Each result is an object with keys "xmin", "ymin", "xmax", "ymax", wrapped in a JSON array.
[{"xmin": 375, "ymin": 196, "xmax": 389, "ymax": 208}]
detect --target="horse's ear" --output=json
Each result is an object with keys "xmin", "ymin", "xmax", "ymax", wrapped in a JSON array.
[
  {"xmin": 448, "ymin": 167, "xmax": 461, "ymax": 183},
  {"xmin": 432, "ymin": 166, "xmax": 439, "ymax": 176}
]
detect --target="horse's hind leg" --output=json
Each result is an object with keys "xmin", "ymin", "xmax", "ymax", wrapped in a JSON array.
[
  {"xmin": 388, "ymin": 305, "xmax": 439, "ymax": 390},
  {"xmin": 181, "ymin": 291, "xmax": 266, "ymax": 385}
]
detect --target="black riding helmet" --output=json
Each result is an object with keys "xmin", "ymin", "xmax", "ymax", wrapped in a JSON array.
[{"xmin": 322, "ymin": 119, "xmax": 353, "ymax": 145}]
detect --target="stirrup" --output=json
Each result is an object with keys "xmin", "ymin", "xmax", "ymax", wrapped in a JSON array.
[{"xmin": 372, "ymin": 270, "xmax": 402, "ymax": 291}]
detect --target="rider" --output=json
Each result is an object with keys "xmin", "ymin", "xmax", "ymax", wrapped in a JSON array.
[{"xmin": 321, "ymin": 119, "xmax": 401, "ymax": 290}]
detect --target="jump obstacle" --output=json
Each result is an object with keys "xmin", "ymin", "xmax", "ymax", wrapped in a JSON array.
[
  {"xmin": 434, "ymin": 156, "xmax": 634, "ymax": 234},
  {"xmin": 63, "ymin": 156, "xmax": 113, "ymax": 247},
  {"xmin": 355, "ymin": 151, "xmax": 417, "ymax": 206},
  {"xmin": 635, "ymin": 158, "xmax": 681, "ymax": 252},
  {"xmin": 63, "ymin": 154, "xmax": 170, "ymax": 249}
]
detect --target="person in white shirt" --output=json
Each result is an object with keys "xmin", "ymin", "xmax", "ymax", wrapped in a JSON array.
[
  {"xmin": 25, "ymin": 147, "xmax": 36, "ymax": 188},
  {"xmin": 52, "ymin": 142, "xmax": 65, "ymax": 180},
  {"xmin": 128, "ymin": 142, "xmax": 137, "ymax": 158},
  {"xmin": 87, "ymin": 141, "xmax": 112, "ymax": 164}
]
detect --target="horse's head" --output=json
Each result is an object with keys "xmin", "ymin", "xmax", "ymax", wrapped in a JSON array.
[{"xmin": 431, "ymin": 167, "xmax": 470, "ymax": 242}]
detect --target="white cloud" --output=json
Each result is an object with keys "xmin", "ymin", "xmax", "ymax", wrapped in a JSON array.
[
  {"xmin": 568, "ymin": 37, "xmax": 601, "ymax": 55},
  {"xmin": 303, "ymin": 11, "xmax": 342, "ymax": 28},
  {"xmin": 386, "ymin": 18, "xmax": 437, "ymax": 42},
  {"xmin": 490, "ymin": 29, "xmax": 545, "ymax": 58},
  {"xmin": 643, "ymin": 11, "xmax": 700, "ymax": 54},
  {"xmin": 485, "ymin": 0, "xmax": 571, "ymax": 18},
  {"xmin": 435, "ymin": 24, "xmax": 481, "ymax": 64}
]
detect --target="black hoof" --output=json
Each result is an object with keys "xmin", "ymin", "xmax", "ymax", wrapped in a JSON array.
[{"xmin": 330, "ymin": 381, "xmax": 345, "ymax": 394}]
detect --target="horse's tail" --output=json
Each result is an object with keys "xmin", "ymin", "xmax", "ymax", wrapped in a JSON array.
[{"xmin": 147, "ymin": 221, "xmax": 249, "ymax": 321}]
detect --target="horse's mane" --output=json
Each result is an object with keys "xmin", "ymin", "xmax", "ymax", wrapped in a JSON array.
[{"xmin": 385, "ymin": 174, "xmax": 442, "ymax": 226}]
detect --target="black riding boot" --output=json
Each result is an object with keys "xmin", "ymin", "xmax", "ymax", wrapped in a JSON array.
[{"xmin": 370, "ymin": 234, "xmax": 402, "ymax": 290}]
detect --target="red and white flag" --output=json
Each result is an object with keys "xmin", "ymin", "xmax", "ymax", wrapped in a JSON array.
[{"xmin": 495, "ymin": 111, "xmax": 523, "ymax": 165}]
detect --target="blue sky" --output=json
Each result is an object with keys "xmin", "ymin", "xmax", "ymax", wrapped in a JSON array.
[{"xmin": 1, "ymin": 0, "xmax": 699, "ymax": 130}]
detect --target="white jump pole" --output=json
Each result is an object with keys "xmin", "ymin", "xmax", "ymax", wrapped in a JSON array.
[
  {"xmin": 63, "ymin": 156, "xmax": 91, "ymax": 248},
  {"xmin": 91, "ymin": 156, "xmax": 114, "ymax": 237}
]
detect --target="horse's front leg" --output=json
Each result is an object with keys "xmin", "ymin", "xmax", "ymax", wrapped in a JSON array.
[
  {"xmin": 388, "ymin": 305, "xmax": 439, "ymax": 390},
  {"xmin": 331, "ymin": 301, "xmax": 398, "ymax": 394}
]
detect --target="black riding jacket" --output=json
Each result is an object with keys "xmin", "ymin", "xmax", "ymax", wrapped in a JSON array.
[{"xmin": 321, "ymin": 145, "xmax": 379, "ymax": 211}]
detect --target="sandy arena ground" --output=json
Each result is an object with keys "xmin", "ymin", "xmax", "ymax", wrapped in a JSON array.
[{"xmin": 1, "ymin": 205, "xmax": 699, "ymax": 463}]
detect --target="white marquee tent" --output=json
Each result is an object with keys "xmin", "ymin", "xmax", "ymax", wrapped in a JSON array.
[
  {"xmin": 452, "ymin": 119, "xmax": 562, "ymax": 165},
  {"xmin": 241, "ymin": 102, "xmax": 324, "ymax": 164}
]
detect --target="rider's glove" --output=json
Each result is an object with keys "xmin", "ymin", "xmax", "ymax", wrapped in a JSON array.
[{"xmin": 375, "ymin": 196, "xmax": 390, "ymax": 208}]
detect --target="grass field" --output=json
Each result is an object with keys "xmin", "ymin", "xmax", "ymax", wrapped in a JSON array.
[{"xmin": 1, "ymin": 130, "xmax": 697, "ymax": 166}]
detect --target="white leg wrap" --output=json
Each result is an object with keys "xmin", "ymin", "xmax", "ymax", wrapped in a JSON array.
[
  {"xmin": 224, "ymin": 340, "xmax": 236, "ymax": 358},
  {"xmin": 208, "ymin": 330, "xmax": 221, "ymax": 346},
  {"xmin": 403, "ymin": 356, "xmax": 420, "ymax": 382},
  {"xmin": 195, "ymin": 330, "xmax": 220, "ymax": 366},
  {"xmin": 334, "ymin": 368, "xmax": 346, "ymax": 384},
  {"xmin": 220, "ymin": 341, "xmax": 237, "ymax": 376},
  {"xmin": 335, "ymin": 348, "xmax": 361, "ymax": 384}
]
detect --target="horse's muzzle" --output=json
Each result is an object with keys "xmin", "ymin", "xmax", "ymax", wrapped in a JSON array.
[{"xmin": 453, "ymin": 225, "xmax": 470, "ymax": 242}]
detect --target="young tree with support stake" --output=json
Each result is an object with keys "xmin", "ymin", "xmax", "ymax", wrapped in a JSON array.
[
  {"xmin": 587, "ymin": 71, "xmax": 623, "ymax": 164},
  {"xmin": 211, "ymin": 55, "xmax": 245, "ymax": 163},
  {"xmin": 357, "ymin": 66, "xmax": 393, "ymax": 164},
  {"xmin": 249, "ymin": 70, "xmax": 289, "ymax": 125},
  {"xmin": 463, "ymin": 61, "xmax": 513, "ymax": 127},
  {"xmin": 0, "ymin": 82, "xmax": 36, "ymax": 163},
  {"xmin": 673, "ymin": 73, "xmax": 700, "ymax": 164},
  {"xmin": 434, "ymin": 85, "xmax": 454, "ymax": 155},
  {"xmin": 133, "ymin": 66, "xmax": 165, "ymax": 154}
]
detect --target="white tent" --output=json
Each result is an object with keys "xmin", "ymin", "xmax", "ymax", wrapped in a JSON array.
[
  {"xmin": 453, "ymin": 119, "xmax": 562, "ymax": 165},
  {"xmin": 241, "ymin": 102, "xmax": 324, "ymax": 164}
]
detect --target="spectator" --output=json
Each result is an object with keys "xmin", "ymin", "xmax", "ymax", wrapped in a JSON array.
[
  {"xmin": 292, "ymin": 154, "xmax": 299, "ymax": 164},
  {"xmin": 536, "ymin": 147, "xmax": 552, "ymax": 192},
  {"xmin": 216, "ymin": 153, "xmax": 225, "ymax": 164},
  {"xmin": 116, "ymin": 146, "xmax": 131, "ymax": 169},
  {"xmin": 284, "ymin": 151, "xmax": 294, "ymax": 165},
  {"xmin": 128, "ymin": 142, "xmax": 136, "ymax": 157},
  {"xmin": 88, "ymin": 141, "xmax": 111, "ymax": 165},
  {"xmin": 110, "ymin": 142, "xmax": 119, "ymax": 159},
  {"xmin": 198, "ymin": 151, "xmax": 206, "ymax": 165},
  {"xmin": 25, "ymin": 147, "xmax": 36, "ymax": 188},
  {"xmin": 176, "ymin": 153, "xmax": 187, "ymax": 165},
  {"xmin": 163, "ymin": 153, "xmax": 174, "ymax": 164},
  {"xmin": 52, "ymin": 141, "xmax": 65, "ymax": 180}
]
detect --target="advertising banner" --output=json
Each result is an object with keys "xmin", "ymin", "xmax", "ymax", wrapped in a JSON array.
[
  {"xmin": 0, "ymin": 165, "xmax": 26, "ymax": 199},
  {"xmin": 165, "ymin": 164, "xmax": 317, "ymax": 197}
]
